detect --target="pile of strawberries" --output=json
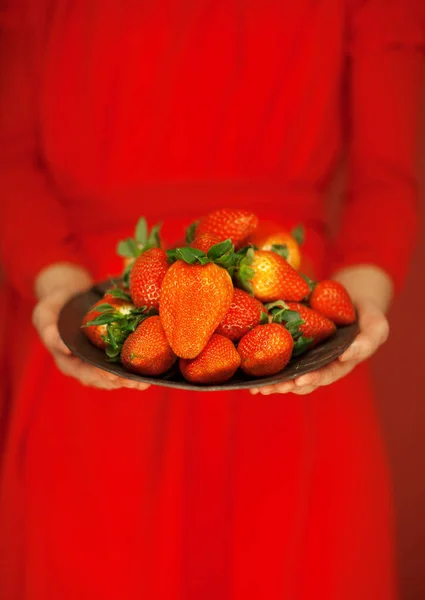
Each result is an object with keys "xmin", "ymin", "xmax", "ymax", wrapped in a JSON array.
[{"xmin": 82, "ymin": 209, "xmax": 356, "ymax": 384}]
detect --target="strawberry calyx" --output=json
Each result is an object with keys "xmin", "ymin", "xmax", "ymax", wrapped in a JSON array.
[
  {"xmin": 116, "ymin": 217, "xmax": 163, "ymax": 260},
  {"xmin": 300, "ymin": 273, "xmax": 316, "ymax": 294},
  {"xmin": 83, "ymin": 295, "xmax": 157, "ymax": 361},
  {"xmin": 234, "ymin": 247, "xmax": 256, "ymax": 295},
  {"xmin": 185, "ymin": 221, "xmax": 199, "ymax": 244},
  {"xmin": 271, "ymin": 244, "xmax": 289, "ymax": 260},
  {"xmin": 291, "ymin": 224, "xmax": 305, "ymax": 246},
  {"xmin": 266, "ymin": 300, "xmax": 314, "ymax": 356},
  {"xmin": 166, "ymin": 238, "xmax": 239, "ymax": 272}
]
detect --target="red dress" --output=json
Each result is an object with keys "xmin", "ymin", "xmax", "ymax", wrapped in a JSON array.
[{"xmin": 0, "ymin": 2, "xmax": 424, "ymax": 599}]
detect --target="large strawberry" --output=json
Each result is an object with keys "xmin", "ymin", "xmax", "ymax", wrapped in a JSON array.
[
  {"xmin": 248, "ymin": 222, "xmax": 304, "ymax": 270},
  {"xmin": 82, "ymin": 292, "xmax": 135, "ymax": 350},
  {"xmin": 121, "ymin": 316, "xmax": 176, "ymax": 376},
  {"xmin": 309, "ymin": 280, "xmax": 356, "ymax": 326},
  {"xmin": 215, "ymin": 288, "xmax": 268, "ymax": 342},
  {"xmin": 129, "ymin": 247, "xmax": 169, "ymax": 309},
  {"xmin": 160, "ymin": 258, "xmax": 234, "ymax": 359},
  {"xmin": 237, "ymin": 248, "xmax": 310, "ymax": 303},
  {"xmin": 180, "ymin": 334, "xmax": 241, "ymax": 384},
  {"xmin": 238, "ymin": 323, "xmax": 294, "ymax": 377},
  {"xmin": 194, "ymin": 208, "xmax": 258, "ymax": 249},
  {"xmin": 267, "ymin": 300, "xmax": 336, "ymax": 356}
]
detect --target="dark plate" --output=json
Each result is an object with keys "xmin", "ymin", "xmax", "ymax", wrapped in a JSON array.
[{"xmin": 58, "ymin": 282, "xmax": 359, "ymax": 392}]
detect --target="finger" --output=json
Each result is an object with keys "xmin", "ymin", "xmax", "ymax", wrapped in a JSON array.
[
  {"xmin": 33, "ymin": 296, "xmax": 71, "ymax": 355},
  {"xmin": 290, "ymin": 384, "xmax": 318, "ymax": 395},
  {"xmin": 54, "ymin": 354, "xmax": 150, "ymax": 391},
  {"xmin": 295, "ymin": 359, "xmax": 357, "ymax": 388},
  {"xmin": 340, "ymin": 305, "xmax": 389, "ymax": 363}
]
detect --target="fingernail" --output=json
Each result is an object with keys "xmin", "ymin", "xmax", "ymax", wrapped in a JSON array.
[{"xmin": 250, "ymin": 389, "xmax": 259, "ymax": 395}]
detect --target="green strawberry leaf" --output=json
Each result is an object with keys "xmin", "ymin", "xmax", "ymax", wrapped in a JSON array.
[
  {"xmin": 207, "ymin": 239, "xmax": 233, "ymax": 261},
  {"xmin": 134, "ymin": 217, "xmax": 148, "ymax": 246},
  {"xmin": 271, "ymin": 244, "xmax": 289, "ymax": 259},
  {"xmin": 185, "ymin": 221, "xmax": 199, "ymax": 244},
  {"xmin": 116, "ymin": 238, "xmax": 141, "ymax": 259},
  {"xmin": 94, "ymin": 303, "xmax": 116, "ymax": 313},
  {"xmin": 105, "ymin": 345, "xmax": 121, "ymax": 359},
  {"xmin": 234, "ymin": 247, "xmax": 256, "ymax": 294},
  {"xmin": 175, "ymin": 247, "xmax": 210, "ymax": 265},
  {"xmin": 292, "ymin": 335, "xmax": 314, "ymax": 356},
  {"xmin": 260, "ymin": 311, "xmax": 269, "ymax": 325},
  {"xmin": 105, "ymin": 288, "xmax": 132, "ymax": 302},
  {"xmin": 265, "ymin": 300, "xmax": 288, "ymax": 311},
  {"xmin": 146, "ymin": 222, "xmax": 162, "ymax": 249},
  {"xmin": 300, "ymin": 273, "xmax": 316, "ymax": 292},
  {"xmin": 166, "ymin": 249, "xmax": 178, "ymax": 263},
  {"xmin": 292, "ymin": 224, "xmax": 305, "ymax": 246},
  {"xmin": 83, "ymin": 313, "xmax": 124, "ymax": 327}
]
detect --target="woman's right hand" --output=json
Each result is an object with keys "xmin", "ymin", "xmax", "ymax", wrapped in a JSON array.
[{"xmin": 32, "ymin": 263, "xmax": 150, "ymax": 391}]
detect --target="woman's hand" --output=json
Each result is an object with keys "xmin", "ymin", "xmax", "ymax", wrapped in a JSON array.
[
  {"xmin": 250, "ymin": 265, "xmax": 393, "ymax": 396},
  {"xmin": 33, "ymin": 263, "xmax": 150, "ymax": 391}
]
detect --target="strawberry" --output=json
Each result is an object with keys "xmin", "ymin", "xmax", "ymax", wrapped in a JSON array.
[
  {"xmin": 129, "ymin": 247, "xmax": 169, "ymax": 309},
  {"xmin": 160, "ymin": 259, "xmax": 234, "ymax": 359},
  {"xmin": 190, "ymin": 232, "xmax": 222, "ymax": 253},
  {"xmin": 309, "ymin": 280, "xmax": 356, "ymax": 326},
  {"xmin": 238, "ymin": 323, "xmax": 294, "ymax": 377},
  {"xmin": 237, "ymin": 248, "xmax": 310, "ymax": 303},
  {"xmin": 180, "ymin": 334, "xmax": 241, "ymax": 384},
  {"xmin": 82, "ymin": 293, "xmax": 134, "ymax": 350},
  {"xmin": 215, "ymin": 288, "xmax": 268, "ymax": 342},
  {"xmin": 195, "ymin": 208, "xmax": 259, "ymax": 249},
  {"xmin": 121, "ymin": 316, "xmax": 176, "ymax": 376},
  {"xmin": 249, "ymin": 223, "xmax": 304, "ymax": 270}
]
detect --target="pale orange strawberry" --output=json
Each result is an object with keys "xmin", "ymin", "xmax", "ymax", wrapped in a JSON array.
[
  {"xmin": 129, "ymin": 247, "xmax": 169, "ymax": 309},
  {"xmin": 249, "ymin": 222, "xmax": 304, "ymax": 270},
  {"xmin": 309, "ymin": 280, "xmax": 356, "ymax": 325},
  {"xmin": 180, "ymin": 334, "xmax": 241, "ymax": 384},
  {"xmin": 121, "ymin": 316, "xmax": 176, "ymax": 376},
  {"xmin": 215, "ymin": 288, "xmax": 268, "ymax": 342},
  {"xmin": 195, "ymin": 208, "xmax": 258, "ymax": 249},
  {"xmin": 238, "ymin": 323, "xmax": 294, "ymax": 377},
  {"xmin": 160, "ymin": 261, "xmax": 234, "ymax": 359},
  {"xmin": 238, "ymin": 249, "xmax": 310, "ymax": 303}
]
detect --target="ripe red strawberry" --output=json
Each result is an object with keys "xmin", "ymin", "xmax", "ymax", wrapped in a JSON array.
[
  {"xmin": 130, "ymin": 247, "xmax": 169, "ymax": 309},
  {"xmin": 82, "ymin": 295, "xmax": 134, "ymax": 349},
  {"xmin": 238, "ymin": 323, "xmax": 294, "ymax": 377},
  {"xmin": 286, "ymin": 302, "xmax": 336, "ymax": 347},
  {"xmin": 196, "ymin": 208, "xmax": 258, "ymax": 249},
  {"xmin": 160, "ymin": 260, "xmax": 234, "ymax": 359},
  {"xmin": 180, "ymin": 334, "xmax": 241, "ymax": 384},
  {"xmin": 121, "ymin": 316, "xmax": 176, "ymax": 376},
  {"xmin": 215, "ymin": 288, "xmax": 268, "ymax": 342},
  {"xmin": 238, "ymin": 249, "xmax": 310, "ymax": 303},
  {"xmin": 190, "ymin": 232, "xmax": 222, "ymax": 253},
  {"xmin": 309, "ymin": 280, "xmax": 356, "ymax": 325}
]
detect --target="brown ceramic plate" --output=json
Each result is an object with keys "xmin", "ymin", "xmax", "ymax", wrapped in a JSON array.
[{"xmin": 58, "ymin": 281, "xmax": 359, "ymax": 392}]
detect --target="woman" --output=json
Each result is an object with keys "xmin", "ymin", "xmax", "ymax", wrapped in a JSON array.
[{"xmin": 0, "ymin": 2, "xmax": 423, "ymax": 599}]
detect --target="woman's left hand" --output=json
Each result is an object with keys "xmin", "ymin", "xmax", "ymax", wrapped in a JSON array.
[{"xmin": 250, "ymin": 265, "xmax": 392, "ymax": 396}]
